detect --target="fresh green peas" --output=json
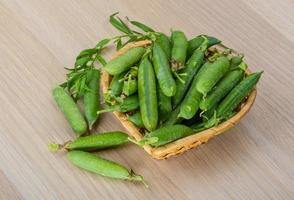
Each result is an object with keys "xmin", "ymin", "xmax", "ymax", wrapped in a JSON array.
[
  {"xmin": 84, "ymin": 69, "xmax": 100, "ymax": 129},
  {"xmin": 67, "ymin": 151, "xmax": 147, "ymax": 185},
  {"xmin": 48, "ymin": 131, "xmax": 129, "ymax": 152},
  {"xmin": 187, "ymin": 35, "xmax": 221, "ymax": 57},
  {"xmin": 138, "ymin": 57, "xmax": 158, "ymax": 131},
  {"xmin": 136, "ymin": 125, "xmax": 194, "ymax": 147},
  {"xmin": 52, "ymin": 86, "xmax": 87, "ymax": 136},
  {"xmin": 127, "ymin": 112, "xmax": 144, "ymax": 128},
  {"xmin": 157, "ymin": 86, "xmax": 172, "ymax": 122},
  {"xmin": 172, "ymin": 39, "xmax": 207, "ymax": 108},
  {"xmin": 195, "ymin": 56, "xmax": 230, "ymax": 96},
  {"xmin": 104, "ymin": 72, "xmax": 125, "ymax": 104},
  {"xmin": 217, "ymin": 71, "xmax": 263, "ymax": 118},
  {"xmin": 230, "ymin": 55, "xmax": 244, "ymax": 69},
  {"xmin": 156, "ymin": 33, "xmax": 171, "ymax": 59},
  {"xmin": 162, "ymin": 105, "xmax": 183, "ymax": 126},
  {"xmin": 171, "ymin": 31, "xmax": 188, "ymax": 69},
  {"xmin": 122, "ymin": 75, "xmax": 137, "ymax": 96},
  {"xmin": 98, "ymin": 95, "xmax": 139, "ymax": 114},
  {"xmin": 152, "ymin": 41, "xmax": 176, "ymax": 97},
  {"xmin": 104, "ymin": 47, "xmax": 146, "ymax": 75},
  {"xmin": 199, "ymin": 68, "xmax": 245, "ymax": 111}
]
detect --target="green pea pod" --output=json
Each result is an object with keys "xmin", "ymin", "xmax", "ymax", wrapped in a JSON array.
[
  {"xmin": 104, "ymin": 72, "xmax": 125, "ymax": 104},
  {"xmin": 162, "ymin": 105, "xmax": 183, "ymax": 126},
  {"xmin": 104, "ymin": 47, "xmax": 146, "ymax": 75},
  {"xmin": 84, "ymin": 69, "xmax": 100, "ymax": 129},
  {"xmin": 98, "ymin": 95, "xmax": 139, "ymax": 114},
  {"xmin": 217, "ymin": 71, "xmax": 263, "ymax": 118},
  {"xmin": 138, "ymin": 57, "xmax": 158, "ymax": 131},
  {"xmin": 127, "ymin": 112, "xmax": 144, "ymax": 128},
  {"xmin": 122, "ymin": 76, "xmax": 137, "ymax": 96},
  {"xmin": 171, "ymin": 31, "xmax": 188, "ymax": 69},
  {"xmin": 157, "ymin": 86, "xmax": 172, "ymax": 121},
  {"xmin": 136, "ymin": 125, "xmax": 194, "ymax": 147},
  {"xmin": 187, "ymin": 35, "xmax": 221, "ymax": 57},
  {"xmin": 52, "ymin": 86, "xmax": 87, "ymax": 136},
  {"xmin": 199, "ymin": 68, "xmax": 245, "ymax": 111},
  {"xmin": 156, "ymin": 33, "xmax": 171, "ymax": 59},
  {"xmin": 152, "ymin": 41, "xmax": 176, "ymax": 97},
  {"xmin": 172, "ymin": 40, "xmax": 207, "ymax": 108},
  {"xmin": 67, "ymin": 151, "xmax": 147, "ymax": 186},
  {"xmin": 230, "ymin": 55, "xmax": 244, "ymax": 70},
  {"xmin": 195, "ymin": 56, "xmax": 230, "ymax": 96},
  {"xmin": 48, "ymin": 131, "xmax": 129, "ymax": 152}
]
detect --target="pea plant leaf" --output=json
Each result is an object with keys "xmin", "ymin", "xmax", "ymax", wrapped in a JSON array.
[
  {"xmin": 109, "ymin": 12, "xmax": 133, "ymax": 34},
  {"xmin": 96, "ymin": 55, "xmax": 107, "ymax": 66},
  {"xmin": 96, "ymin": 38, "xmax": 111, "ymax": 50},
  {"xmin": 129, "ymin": 20, "xmax": 155, "ymax": 32}
]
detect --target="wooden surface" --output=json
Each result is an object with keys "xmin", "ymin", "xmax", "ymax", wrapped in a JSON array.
[{"xmin": 0, "ymin": 0, "xmax": 293, "ymax": 199}]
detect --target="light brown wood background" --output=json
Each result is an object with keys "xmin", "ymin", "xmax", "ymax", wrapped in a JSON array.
[{"xmin": 0, "ymin": 0, "xmax": 293, "ymax": 199}]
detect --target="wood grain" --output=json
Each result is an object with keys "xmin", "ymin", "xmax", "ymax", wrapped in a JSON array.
[{"xmin": 0, "ymin": 0, "xmax": 293, "ymax": 199}]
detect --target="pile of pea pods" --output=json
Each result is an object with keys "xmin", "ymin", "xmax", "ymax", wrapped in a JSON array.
[{"xmin": 49, "ymin": 13, "xmax": 262, "ymax": 186}]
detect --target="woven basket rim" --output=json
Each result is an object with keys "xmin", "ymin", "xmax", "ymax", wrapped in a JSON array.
[{"xmin": 101, "ymin": 40, "xmax": 257, "ymax": 159}]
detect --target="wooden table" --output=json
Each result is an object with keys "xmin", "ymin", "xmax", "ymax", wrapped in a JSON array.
[{"xmin": 0, "ymin": 0, "xmax": 293, "ymax": 199}]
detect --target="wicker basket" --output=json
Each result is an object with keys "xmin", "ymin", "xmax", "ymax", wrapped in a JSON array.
[{"xmin": 101, "ymin": 40, "xmax": 257, "ymax": 160}]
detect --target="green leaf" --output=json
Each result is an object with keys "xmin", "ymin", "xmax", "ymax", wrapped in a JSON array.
[
  {"xmin": 130, "ymin": 20, "xmax": 154, "ymax": 32},
  {"xmin": 77, "ymin": 48, "xmax": 97, "ymax": 59},
  {"xmin": 95, "ymin": 38, "xmax": 111, "ymax": 49},
  {"xmin": 75, "ymin": 56, "xmax": 91, "ymax": 67},
  {"xmin": 109, "ymin": 12, "xmax": 132, "ymax": 34},
  {"xmin": 96, "ymin": 55, "xmax": 107, "ymax": 66},
  {"xmin": 116, "ymin": 38, "xmax": 123, "ymax": 50}
]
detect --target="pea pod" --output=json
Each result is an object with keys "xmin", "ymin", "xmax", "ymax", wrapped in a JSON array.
[
  {"xmin": 127, "ymin": 112, "xmax": 144, "ymax": 128},
  {"xmin": 152, "ymin": 41, "xmax": 176, "ymax": 97},
  {"xmin": 230, "ymin": 55, "xmax": 244, "ymax": 70},
  {"xmin": 171, "ymin": 31, "xmax": 188, "ymax": 69},
  {"xmin": 104, "ymin": 47, "xmax": 146, "ymax": 75},
  {"xmin": 53, "ymin": 86, "xmax": 87, "ymax": 136},
  {"xmin": 162, "ymin": 105, "xmax": 183, "ymax": 125},
  {"xmin": 217, "ymin": 71, "xmax": 263, "ymax": 118},
  {"xmin": 195, "ymin": 56, "xmax": 230, "ymax": 96},
  {"xmin": 48, "ymin": 131, "xmax": 129, "ymax": 152},
  {"xmin": 157, "ymin": 86, "xmax": 172, "ymax": 121},
  {"xmin": 67, "ymin": 151, "xmax": 147, "ymax": 186},
  {"xmin": 98, "ymin": 95, "xmax": 139, "ymax": 114},
  {"xmin": 172, "ymin": 40, "xmax": 207, "ymax": 108},
  {"xmin": 199, "ymin": 68, "xmax": 245, "ymax": 111},
  {"xmin": 135, "ymin": 125, "xmax": 194, "ymax": 147},
  {"xmin": 187, "ymin": 35, "xmax": 221, "ymax": 57},
  {"xmin": 138, "ymin": 57, "xmax": 158, "ymax": 131},
  {"xmin": 156, "ymin": 33, "xmax": 171, "ymax": 59},
  {"xmin": 104, "ymin": 72, "xmax": 125, "ymax": 104},
  {"xmin": 84, "ymin": 69, "xmax": 100, "ymax": 129},
  {"xmin": 122, "ymin": 75, "xmax": 137, "ymax": 96}
]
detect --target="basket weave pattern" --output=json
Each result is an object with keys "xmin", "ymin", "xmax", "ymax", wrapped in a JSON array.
[{"xmin": 101, "ymin": 40, "xmax": 257, "ymax": 159}]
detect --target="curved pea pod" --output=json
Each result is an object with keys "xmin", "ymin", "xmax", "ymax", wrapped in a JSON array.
[
  {"xmin": 172, "ymin": 41, "xmax": 207, "ymax": 108},
  {"xmin": 84, "ymin": 69, "xmax": 100, "ymax": 129},
  {"xmin": 138, "ymin": 57, "xmax": 158, "ymax": 131},
  {"xmin": 104, "ymin": 72, "xmax": 125, "ymax": 104},
  {"xmin": 217, "ymin": 71, "xmax": 263, "ymax": 118},
  {"xmin": 52, "ymin": 86, "xmax": 87, "ymax": 136},
  {"xmin": 162, "ymin": 105, "xmax": 183, "ymax": 125},
  {"xmin": 136, "ymin": 125, "xmax": 194, "ymax": 147},
  {"xmin": 104, "ymin": 47, "xmax": 146, "ymax": 75},
  {"xmin": 170, "ymin": 31, "xmax": 188, "ymax": 69},
  {"xmin": 187, "ymin": 35, "xmax": 221, "ymax": 57},
  {"xmin": 195, "ymin": 56, "xmax": 230, "ymax": 96},
  {"xmin": 98, "ymin": 95, "xmax": 139, "ymax": 114},
  {"xmin": 157, "ymin": 86, "xmax": 172, "ymax": 121},
  {"xmin": 156, "ymin": 33, "xmax": 171, "ymax": 59},
  {"xmin": 48, "ymin": 131, "xmax": 129, "ymax": 152},
  {"xmin": 152, "ymin": 41, "xmax": 176, "ymax": 97},
  {"xmin": 122, "ymin": 76, "xmax": 137, "ymax": 96},
  {"xmin": 67, "ymin": 151, "xmax": 147, "ymax": 186},
  {"xmin": 127, "ymin": 112, "xmax": 144, "ymax": 128},
  {"xmin": 199, "ymin": 68, "xmax": 245, "ymax": 111}
]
